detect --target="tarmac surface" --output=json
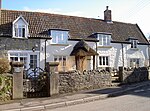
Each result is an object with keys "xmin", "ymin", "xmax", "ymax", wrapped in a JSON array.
[{"xmin": 0, "ymin": 81, "xmax": 150, "ymax": 111}]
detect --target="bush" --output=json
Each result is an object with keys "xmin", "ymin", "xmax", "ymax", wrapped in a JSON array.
[
  {"xmin": 0, "ymin": 75, "xmax": 12, "ymax": 101},
  {"xmin": 0, "ymin": 58, "xmax": 10, "ymax": 74}
]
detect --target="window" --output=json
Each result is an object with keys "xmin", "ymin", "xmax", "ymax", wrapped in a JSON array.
[
  {"xmin": 131, "ymin": 40, "xmax": 138, "ymax": 48},
  {"xmin": 54, "ymin": 56, "xmax": 67, "ymax": 71},
  {"xmin": 30, "ymin": 55, "xmax": 37, "ymax": 69},
  {"xmin": 13, "ymin": 16, "xmax": 28, "ymax": 38},
  {"xmin": 130, "ymin": 58, "xmax": 140, "ymax": 68},
  {"xmin": 9, "ymin": 51, "xmax": 39, "ymax": 70},
  {"xmin": 51, "ymin": 30, "xmax": 69, "ymax": 44},
  {"xmin": 99, "ymin": 56, "xmax": 109, "ymax": 66},
  {"xmin": 14, "ymin": 25, "xmax": 26, "ymax": 37},
  {"xmin": 9, "ymin": 52, "xmax": 28, "ymax": 69},
  {"xmin": 98, "ymin": 34, "xmax": 111, "ymax": 46}
]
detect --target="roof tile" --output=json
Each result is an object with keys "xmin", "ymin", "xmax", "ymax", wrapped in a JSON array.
[{"xmin": 0, "ymin": 9, "xmax": 148, "ymax": 43}]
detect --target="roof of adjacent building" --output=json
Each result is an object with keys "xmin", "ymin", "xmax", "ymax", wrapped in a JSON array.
[{"xmin": 0, "ymin": 9, "xmax": 148, "ymax": 43}]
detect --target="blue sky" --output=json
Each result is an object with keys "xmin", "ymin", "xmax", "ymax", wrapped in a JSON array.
[{"xmin": 2, "ymin": 0, "xmax": 150, "ymax": 38}]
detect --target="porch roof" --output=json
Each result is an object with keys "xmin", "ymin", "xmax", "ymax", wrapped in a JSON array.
[{"xmin": 70, "ymin": 40, "xmax": 98, "ymax": 56}]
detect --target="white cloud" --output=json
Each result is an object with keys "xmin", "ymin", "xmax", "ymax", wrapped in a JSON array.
[{"xmin": 23, "ymin": 7, "xmax": 84, "ymax": 17}]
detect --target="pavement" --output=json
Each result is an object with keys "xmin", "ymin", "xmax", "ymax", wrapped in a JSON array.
[{"xmin": 0, "ymin": 80, "xmax": 150, "ymax": 111}]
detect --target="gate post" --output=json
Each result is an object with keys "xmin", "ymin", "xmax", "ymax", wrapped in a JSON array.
[
  {"xmin": 46, "ymin": 62, "xmax": 59, "ymax": 96},
  {"xmin": 11, "ymin": 62, "xmax": 24, "ymax": 99}
]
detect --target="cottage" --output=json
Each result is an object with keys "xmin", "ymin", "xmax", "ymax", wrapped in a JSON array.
[{"xmin": 0, "ymin": 4, "xmax": 149, "ymax": 72}]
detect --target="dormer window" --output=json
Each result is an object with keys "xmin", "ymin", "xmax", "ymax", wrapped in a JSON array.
[
  {"xmin": 97, "ymin": 33, "xmax": 111, "ymax": 46},
  {"xmin": 50, "ymin": 29, "xmax": 69, "ymax": 44},
  {"xmin": 128, "ymin": 37, "xmax": 138, "ymax": 49},
  {"xmin": 131, "ymin": 40, "xmax": 138, "ymax": 48},
  {"xmin": 13, "ymin": 15, "xmax": 28, "ymax": 38}
]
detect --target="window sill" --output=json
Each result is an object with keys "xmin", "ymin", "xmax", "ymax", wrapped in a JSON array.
[
  {"xmin": 12, "ymin": 37, "xmax": 28, "ymax": 39},
  {"xmin": 98, "ymin": 66, "xmax": 110, "ymax": 68},
  {"xmin": 50, "ymin": 43, "xmax": 69, "ymax": 46},
  {"xmin": 97, "ymin": 46, "xmax": 112, "ymax": 48}
]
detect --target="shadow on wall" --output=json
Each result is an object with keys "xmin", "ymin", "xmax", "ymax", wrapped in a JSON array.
[{"xmin": 120, "ymin": 67, "xmax": 149, "ymax": 84}]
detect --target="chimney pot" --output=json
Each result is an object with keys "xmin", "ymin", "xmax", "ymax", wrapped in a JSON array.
[{"xmin": 106, "ymin": 6, "xmax": 109, "ymax": 10}]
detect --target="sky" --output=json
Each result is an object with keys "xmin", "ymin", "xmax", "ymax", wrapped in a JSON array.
[{"xmin": 2, "ymin": 0, "xmax": 150, "ymax": 38}]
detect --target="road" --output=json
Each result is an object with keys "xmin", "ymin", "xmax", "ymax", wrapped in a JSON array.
[{"xmin": 47, "ymin": 85, "xmax": 150, "ymax": 111}]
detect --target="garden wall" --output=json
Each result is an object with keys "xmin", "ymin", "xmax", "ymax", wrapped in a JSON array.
[
  {"xmin": 59, "ymin": 67, "xmax": 150, "ymax": 94},
  {"xmin": 59, "ymin": 70, "xmax": 112, "ymax": 94},
  {"xmin": 119, "ymin": 67, "xmax": 150, "ymax": 84}
]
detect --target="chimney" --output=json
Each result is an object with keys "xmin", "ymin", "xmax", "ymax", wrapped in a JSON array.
[
  {"xmin": 0, "ymin": 0, "xmax": 1, "ymax": 25},
  {"xmin": 104, "ymin": 6, "xmax": 112, "ymax": 23},
  {"xmin": 0, "ymin": 0, "xmax": 1, "ymax": 9}
]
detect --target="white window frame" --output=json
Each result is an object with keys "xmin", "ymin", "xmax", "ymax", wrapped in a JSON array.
[
  {"xmin": 8, "ymin": 50, "xmax": 39, "ymax": 70},
  {"xmin": 130, "ymin": 58, "xmax": 140, "ymax": 68},
  {"xmin": 98, "ymin": 34, "xmax": 111, "ymax": 46},
  {"xmin": 99, "ymin": 56, "xmax": 109, "ymax": 67},
  {"xmin": 29, "ymin": 54, "xmax": 38, "ymax": 69},
  {"xmin": 12, "ymin": 15, "xmax": 29, "ymax": 38},
  {"xmin": 14, "ymin": 24, "xmax": 26, "ymax": 38},
  {"xmin": 51, "ymin": 30, "xmax": 69, "ymax": 44},
  {"xmin": 54, "ymin": 55, "xmax": 67, "ymax": 71},
  {"xmin": 130, "ymin": 40, "xmax": 138, "ymax": 49},
  {"xmin": 9, "ymin": 52, "xmax": 28, "ymax": 69}
]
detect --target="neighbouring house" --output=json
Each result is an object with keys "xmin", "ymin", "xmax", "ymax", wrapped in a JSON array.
[{"xmin": 0, "ymin": 4, "xmax": 149, "ymax": 72}]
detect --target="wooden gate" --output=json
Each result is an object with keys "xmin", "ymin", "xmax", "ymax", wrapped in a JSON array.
[{"xmin": 23, "ymin": 67, "xmax": 49, "ymax": 98}]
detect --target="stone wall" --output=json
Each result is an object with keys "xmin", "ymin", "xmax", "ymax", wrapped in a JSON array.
[
  {"xmin": 119, "ymin": 67, "xmax": 150, "ymax": 84},
  {"xmin": 0, "ymin": 50, "xmax": 8, "ymax": 58},
  {"xmin": 59, "ymin": 70, "xmax": 112, "ymax": 94},
  {"xmin": 0, "ymin": 37, "xmax": 40, "ymax": 51}
]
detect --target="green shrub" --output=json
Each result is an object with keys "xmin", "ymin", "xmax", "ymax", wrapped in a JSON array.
[
  {"xmin": 0, "ymin": 75, "xmax": 12, "ymax": 101},
  {"xmin": 0, "ymin": 58, "xmax": 10, "ymax": 74}
]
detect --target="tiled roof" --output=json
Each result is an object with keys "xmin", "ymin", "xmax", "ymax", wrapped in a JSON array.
[
  {"xmin": 0, "ymin": 9, "xmax": 148, "ymax": 43},
  {"xmin": 70, "ymin": 40, "xmax": 98, "ymax": 56}
]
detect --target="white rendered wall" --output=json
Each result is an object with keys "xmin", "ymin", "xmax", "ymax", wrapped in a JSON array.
[
  {"xmin": 40, "ymin": 39, "xmax": 149, "ymax": 70},
  {"xmin": 97, "ymin": 43, "xmax": 124, "ymax": 69},
  {"xmin": 40, "ymin": 39, "xmax": 96, "ymax": 70},
  {"xmin": 97, "ymin": 43, "xmax": 149, "ymax": 69}
]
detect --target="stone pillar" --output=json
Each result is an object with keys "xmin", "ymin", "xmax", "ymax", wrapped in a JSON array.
[
  {"xmin": 119, "ymin": 66, "xmax": 124, "ymax": 82},
  {"xmin": 11, "ymin": 62, "xmax": 24, "ymax": 99},
  {"xmin": 46, "ymin": 62, "xmax": 59, "ymax": 96}
]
